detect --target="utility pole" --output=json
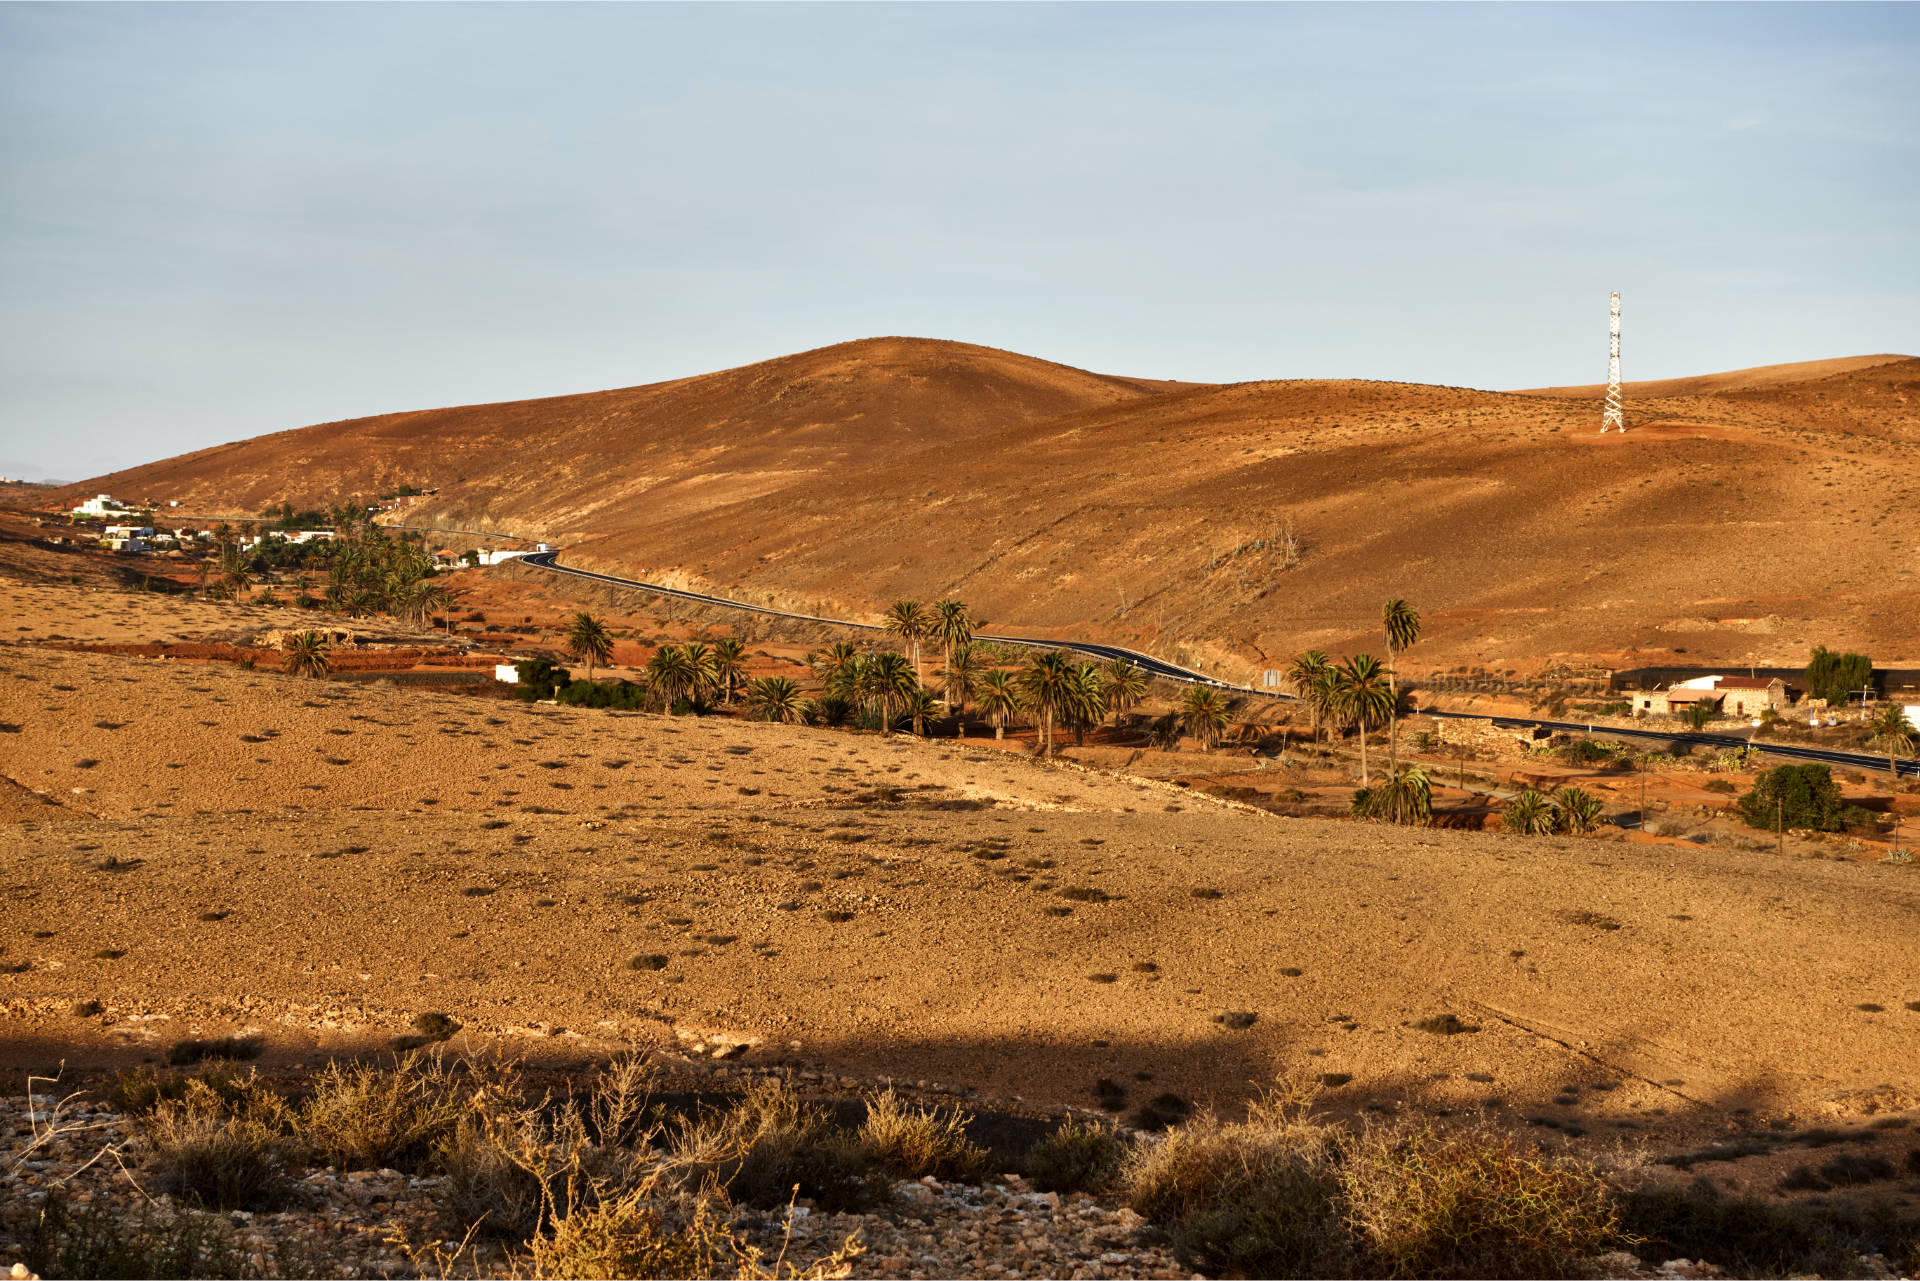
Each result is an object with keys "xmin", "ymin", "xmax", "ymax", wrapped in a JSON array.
[{"xmin": 1601, "ymin": 292, "xmax": 1626, "ymax": 433}]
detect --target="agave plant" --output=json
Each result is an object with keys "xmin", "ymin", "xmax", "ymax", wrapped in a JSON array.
[
  {"xmin": 1350, "ymin": 764, "xmax": 1433, "ymax": 826},
  {"xmin": 1503, "ymin": 788, "xmax": 1558, "ymax": 836},
  {"xmin": 1553, "ymin": 786, "xmax": 1606, "ymax": 835},
  {"xmin": 281, "ymin": 630, "xmax": 331, "ymax": 680}
]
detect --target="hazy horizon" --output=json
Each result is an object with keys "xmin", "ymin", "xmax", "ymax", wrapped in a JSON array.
[{"xmin": 3, "ymin": 3, "xmax": 1915, "ymax": 482}]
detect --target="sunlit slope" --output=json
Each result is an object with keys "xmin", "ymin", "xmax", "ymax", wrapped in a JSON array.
[
  {"xmin": 61, "ymin": 337, "xmax": 1193, "ymax": 518},
  {"xmin": 63, "ymin": 347, "xmax": 1920, "ymax": 669}
]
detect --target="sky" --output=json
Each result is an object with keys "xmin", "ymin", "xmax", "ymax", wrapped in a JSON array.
[{"xmin": 1, "ymin": 3, "xmax": 1915, "ymax": 481}]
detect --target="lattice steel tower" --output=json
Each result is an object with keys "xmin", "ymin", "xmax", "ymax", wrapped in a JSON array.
[{"xmin": 1601, "ymin": 291, "xmax": 1625, "ymax": 433}]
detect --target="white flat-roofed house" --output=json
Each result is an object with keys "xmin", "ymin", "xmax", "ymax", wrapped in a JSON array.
[
  {"xmin": 73, "ymin": 494, "xmax": 131, "ymax": 517},
  {"xmin": 104, "ymin": 524, "xmax": 155, "ymax": 539}
]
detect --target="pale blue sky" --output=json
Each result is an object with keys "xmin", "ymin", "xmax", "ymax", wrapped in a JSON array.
[{"xmin": 2, "ymin": 2, "xmax": 1915, "ymax": 480}]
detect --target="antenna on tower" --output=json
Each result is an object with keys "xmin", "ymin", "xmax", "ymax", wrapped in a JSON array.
[{"xmin": 1601, "ymin": 291, "xmax": 1625, "ymax": 433}]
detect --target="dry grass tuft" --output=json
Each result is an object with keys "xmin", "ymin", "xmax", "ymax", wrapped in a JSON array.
[
  {"xmin": 856, "ymin": 1089, "xmax": 987, "ymax": 1182},
  {"xmin": 1025, "ymin": 1118, "xmax": 1129, "ymax": 1193}
]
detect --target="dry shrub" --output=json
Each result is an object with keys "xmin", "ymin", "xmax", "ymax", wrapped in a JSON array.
[
  {"xmin": 437, "ymin": 1055, "xmax": 659, "ymax": 1243},
  {"xmin": 104, "ymin": 1064, "xmax": 255, "ymax": 1116},
  {"xmin": 857, "ymin": 1089, "xmax": 987, "ymax": 1182},
  {"xmin": 141, "ymin": 1078, "xmax": 295, "ymax": 1211},
  {"xmin": 24, "ymin": 1194, "xmax": 254, "ymax": 1280},
  {"xmin": 1125, "ymin": 1086, "xmax": 1352, "ymax": 1278},
  {"xmin": 297, "ymin": 1054, "xmax": 469, "ymax": 1172},
  {"xmin": 529, "ymin": 1177, "xmax": 862, "ymax": 1281},
  {"xmin": 667, "ymin": 1080, "xmax": 887, "ymax": 1213},
  {"xmin": 1025, "ymin": 1118, "xmax": 1130, "ymax": 1194},
  {"xmin": 1341, "ymin": 1123, "xmax": 1627, "ymax": 1279},
  {"xmin": 1126, "ymin": 1084, "xmax": 1631, "ymax": 1279}
]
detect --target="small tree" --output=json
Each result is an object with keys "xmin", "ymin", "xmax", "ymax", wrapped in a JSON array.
[
  {"xmin": 1682, "ymin": 702, "xmax": 1715, "ymax": 731},
  {"xmin": 1805, "ymin": 646, "xmax": 1873, "ymax": 707},
  {"xmin": 1553, "ymin": 787, "xmax": 1606, "ymax": 835},
  {"xmin": 977, "ymin": 669, "xmax": 1019, "ymax": 741},
  {"xmin": 1736, "ymin": 764, "xmax": 1846, "ymax": 833}
]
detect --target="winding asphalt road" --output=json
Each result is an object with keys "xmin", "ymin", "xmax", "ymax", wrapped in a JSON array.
[{"xmin": 517, "ymin": 550, "xmax": 1917, "ymax": 779}]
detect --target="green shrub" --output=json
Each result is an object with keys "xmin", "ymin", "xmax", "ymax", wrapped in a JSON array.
[
  {"xmin": 1737, "ymin": 764, "xmax": 1846, "ymax": 832},
  {"xmin": 1350, "ymin": 766, "xmax": 1433, "ymax": 826},
  {"xmin": 1026, "ymin": 1119, "xmax": 1130, "ymax": 1193}
]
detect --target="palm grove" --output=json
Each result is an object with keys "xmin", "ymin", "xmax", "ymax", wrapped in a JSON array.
[{"xmin": 499, "ymin": 598, "xmax": 1240, "ymax": 756}]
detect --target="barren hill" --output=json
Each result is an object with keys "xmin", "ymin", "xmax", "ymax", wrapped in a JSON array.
[{"xmin": 57, "ymin": 342, "xmax": 1920, "ymax": 673}]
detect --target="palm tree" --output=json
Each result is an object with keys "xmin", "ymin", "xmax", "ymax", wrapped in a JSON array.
[
  {"xmin": 281, "ymin": 630, "xmax": 330, "ymax": 679},
  {"xmin": 713, "ymin": 638, "xmax": 748, "ymax": 705},
  {"xmin": 1868, "ymin": 703, "xmax": 1917, "ymax": 777},
  {"xmin": 745, "ymin": 675, "xmax": 810, "ymax": 724},
  {"xmin": 1065, "ymin": 662, "xmax": 1107, "ymax": 747},
  {"xmin": 860, "ymin": 651, "xmax": 920, "ymax": 735},
  {"xmin": 1015, "ymin": 650, "xmax": 1076, "ymax": 757},
  {"xmin": 883, "ymin": 601, "xmax": 930, "ymax": 686},
  {"xmin": 646, "ymin": 645, "xmax": 694, "ymax": 711},
  {"xmin": 1102, "ymin": 658, "xmax": 1148, "ymax": 724},
  {"xmin": 1286, "ymin": 650, "xmax": 1333, "ymax": 743},
  {"xmin": 930, "ymin": 600, "xmax": 974, "ymax": 700},
  {"xmin": 1382, "ymin": 600, "xmax": 1422, "ymax": 700},
  {"xmin": 682, "ymin": 642, "xmax": 721, "ymax": 705},
  {"xmin": 904, "ymin": 689, "xmax": 939, "ymax": 737},
  {"xmin": 943, "ymin": 641, "xmax": 984, "ymax": 720},
  {"xmin": 1334, "ymin": 653, "xmax": 1394, "ymax": 785},
  {"xmin": 566, "ymin": 612, "xmax": 614, "ymax": 683},
  {"xmin": 977, "ymin": 669, "xmax": 1019, "ymax": 741},
  {"xmin": 1180, "ymin": 686, "xmax": 1233, "ymax": 750},
  {"xmin": 811, "ymin": 641, "xmax": 859, "ymax": 683},
  {"xmin": 218, "ymin": 544, "xmax": 254, "ymax": 602}
]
